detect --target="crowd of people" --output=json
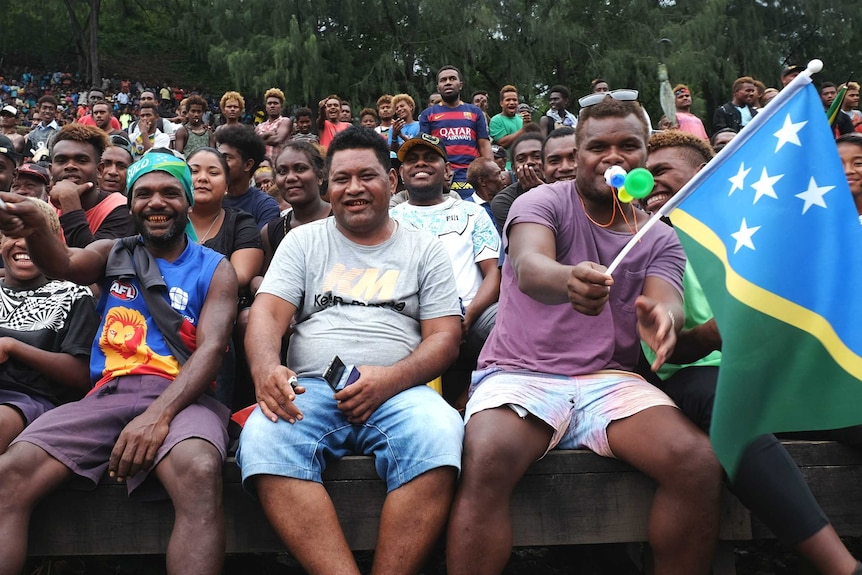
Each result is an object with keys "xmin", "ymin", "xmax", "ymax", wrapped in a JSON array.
[{"xmin": 0, "ymin": 60, "xmax": 860, "ymax": 575}]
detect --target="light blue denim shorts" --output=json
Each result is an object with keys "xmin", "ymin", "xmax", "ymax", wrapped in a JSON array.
[{"xmin": 237, "ymin": 378, "xmax": 464, "ymax": 493}]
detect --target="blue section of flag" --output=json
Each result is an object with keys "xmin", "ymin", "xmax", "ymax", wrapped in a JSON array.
[{"xmin": 674, "ymin": 83, "xmax": 862, "ymax": 352}]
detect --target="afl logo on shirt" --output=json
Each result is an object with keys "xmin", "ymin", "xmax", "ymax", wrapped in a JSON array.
[{"xmin": 109, "ymin": 281, "xmax": 138, "ymax": 301}]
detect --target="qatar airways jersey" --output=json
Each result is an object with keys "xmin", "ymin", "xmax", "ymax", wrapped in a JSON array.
[{"xmin": 419, "ymin": 103, "xmax": 489, "ymax": 183}]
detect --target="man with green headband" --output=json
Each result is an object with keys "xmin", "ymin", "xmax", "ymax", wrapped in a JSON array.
[{"xmin": 0, "ymin": 151, "xmax": 239, "ymax": 575}]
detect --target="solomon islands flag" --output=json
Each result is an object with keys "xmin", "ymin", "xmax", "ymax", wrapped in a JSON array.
[{"xmin": 669, "ymin": 65, "xmax": 862, "ymax": 478}]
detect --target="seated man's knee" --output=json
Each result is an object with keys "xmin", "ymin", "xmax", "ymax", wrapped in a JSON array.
[
  {"xmin": 187, "ymin": 450, "xmax": 222, "ymax": 484},
  {"xmin": 663, "ymin": 431, "xmax": 722, "ymax": 490},
  {"xmin": 462, "ymin": 417, "xmax": 537, "ymax": 483},
  {"xmin": 0, "ymin": 453, "xmax": 29, "ymax": 498},
  {"xmin": 0, "ymin": 444, "xmax": 59, "ymax": 508},
  {"xmin": 169, "ymin": 443, "xmax": 223, "ymax": 493}
]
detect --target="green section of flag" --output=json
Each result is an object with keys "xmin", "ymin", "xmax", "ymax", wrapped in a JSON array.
[
  {"xmin": 677, "ymin": 226, "xmax": 862, "ymax": 478},
  {"xmin": 826, "ymin": 84, "xmax": 847, "ymax": 126}
]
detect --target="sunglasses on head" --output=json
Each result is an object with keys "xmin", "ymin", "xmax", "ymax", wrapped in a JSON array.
[
  {"xmin": 578, "ymin": 89, "xmax": 639, "ymax": 109},
  {"xmin": 109, "ymin": 134, "xmax": 134, "ymax": 154}
]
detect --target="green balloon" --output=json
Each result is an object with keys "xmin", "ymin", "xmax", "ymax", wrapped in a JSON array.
[{"xmin": 625, "ymin": 168, "xmax": 654, "ymax": 199}]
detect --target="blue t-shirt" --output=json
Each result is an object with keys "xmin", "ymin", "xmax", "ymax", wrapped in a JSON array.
[
  {"xmin": 91, "ymin": 240, "xmax": 223, "ymax": 387},
  {"xmin": 223, "ymin": 186, "xmax": 281, "ymax": 230},
  {"xmin": 388, "ymin": 121, "xmax": 420, "ymax": 151}
]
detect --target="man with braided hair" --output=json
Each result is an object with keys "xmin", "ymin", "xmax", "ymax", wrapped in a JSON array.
[{"xmin": 0, "ymin": 151, "xmax": 238, "ymax": 575}]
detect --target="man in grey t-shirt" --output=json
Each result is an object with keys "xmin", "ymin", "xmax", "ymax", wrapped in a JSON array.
[{"xmin": 238, "ymin": 127, "xmax": 464, "ymax": 574}]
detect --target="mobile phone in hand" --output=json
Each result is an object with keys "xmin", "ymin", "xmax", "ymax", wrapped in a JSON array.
[
  {"xmin": 323, "ymin": 355, "xmax": 361, "ymax": 392},
  {"xmin": 342, "ymin": 365, "xmax": 361, "ymax": 389},
  {"xmin": 323, "ymin": 356, "xmax": 345, "ymax": 391}
]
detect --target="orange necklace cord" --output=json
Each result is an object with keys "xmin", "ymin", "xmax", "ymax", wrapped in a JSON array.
[{"xmin": 580, "ymin": 188, "xmax": 639, "ymax": 236}]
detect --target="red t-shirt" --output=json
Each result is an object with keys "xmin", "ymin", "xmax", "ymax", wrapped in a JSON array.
[
  {"xmin": 319, "ymin": 120, "xmax": 350, "ymax": 150},
  {"xmin": 78, "ymin": 114, "xmax": 122, "ymax": 131}
]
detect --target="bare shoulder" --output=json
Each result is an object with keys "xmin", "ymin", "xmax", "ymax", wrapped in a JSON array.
[{"xmin": 209, "ymin": 258, "xmax": 239, "ymax": 293}]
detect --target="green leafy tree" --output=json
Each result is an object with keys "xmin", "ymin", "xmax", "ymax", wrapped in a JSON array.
[{"xmin": 3, "ymin": 0, "xmax": 861, "ymax": 133}]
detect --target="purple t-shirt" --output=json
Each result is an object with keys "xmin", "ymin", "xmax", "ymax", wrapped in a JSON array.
[{"xmin": 478, "ymin": 180, "xmax": 685, "ymax": 376}]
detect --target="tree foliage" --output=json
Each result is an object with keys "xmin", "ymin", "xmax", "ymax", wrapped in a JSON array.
[{"xmin": 1, "ymin": 0, "xmax": 860, "ymax": 125}]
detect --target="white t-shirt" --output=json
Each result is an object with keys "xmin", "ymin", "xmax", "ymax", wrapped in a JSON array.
[
  {"xmin": 128, "ymin": 127, "xmax": 172, "ymax": 158},
  {"xmin": 390, "ymin": 197, "xmax": 500, "ymax": 307}
]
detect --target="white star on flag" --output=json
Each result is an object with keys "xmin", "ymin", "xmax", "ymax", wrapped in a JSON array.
[
  {"xmin": 773, "ymin": 114, "xmax": 807, "ymax": 152},
  {"xmin": 795, "ymin": 177, "xmax": 835, "ymax": 214},
  {"xmin": 731, "ymin": 218, "xmax": 761, "ymax": 254},
  {"xmin": 623, "ymin": 69, "xmax": 862, "ymax": 482},
  {"xmin": 728, "ymin": 162, "xmax": 750, "ymax": 196},
  {"xmin": 750, "ymin": 167, "xmax": 783, "ymax": 204}
]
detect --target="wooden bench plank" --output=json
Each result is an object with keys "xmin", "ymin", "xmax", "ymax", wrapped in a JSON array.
[
  {"xmin": 27, "ymin": 443, "xmax": 861, "ymax": 556},
  {"xmin": 782, "ymin": 440, "xmax": 862, "ymax": 466}
]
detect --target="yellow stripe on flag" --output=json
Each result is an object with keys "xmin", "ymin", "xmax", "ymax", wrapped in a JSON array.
[{"xmin": 672, "ymin": 207, "xmax": 862, "ymax": 379}]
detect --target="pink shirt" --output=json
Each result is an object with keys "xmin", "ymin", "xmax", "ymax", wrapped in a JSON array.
[
  {"xmin": 255, "ymin": 116, "xmax": 289, "ymax": 160},
  {"xmin": 676, "ymin": 111, "xmax": 708, "ymax": 139},
  {"xmin": 78, "ymin": 114, "xmax": 122, "ymax": 131}
]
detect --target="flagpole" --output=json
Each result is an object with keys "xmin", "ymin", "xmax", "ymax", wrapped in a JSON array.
[{"xmin": 606, "ymin": 59, "xmax": 824, "ymax": 275}]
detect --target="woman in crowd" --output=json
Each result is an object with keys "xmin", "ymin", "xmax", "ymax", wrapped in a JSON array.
[
  {"xmin": 388, "ymin": 93, "xmax": 420, "ymax": 155},
  {"xmin": 0, "ymin": 198, "xmax": 99, "ymax": 451},
  {"xmin": 187, "ymin": 147, "xmax": 263, "ymax": 407},
  {"xmin": 188, "ymin": 147, "xmax": 263, "ymax": 293},
  {"xmin": 256, "ymin": 141, "xmax": 331, "ymax": 278}
]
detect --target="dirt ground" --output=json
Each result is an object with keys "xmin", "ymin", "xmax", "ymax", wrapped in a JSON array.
[{"xmin": 24, "ymin": 539, "xmax": 862, "ymax": 574}]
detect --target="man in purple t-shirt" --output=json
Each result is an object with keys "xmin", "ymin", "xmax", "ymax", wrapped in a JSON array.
[{"xmin": 447, "ymin": 97, "xmax": 723, "ymax": 575}]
